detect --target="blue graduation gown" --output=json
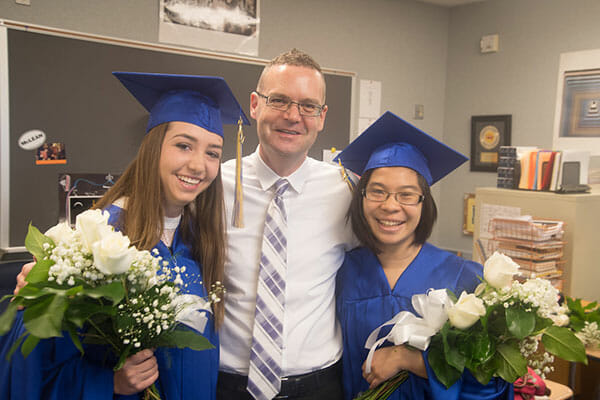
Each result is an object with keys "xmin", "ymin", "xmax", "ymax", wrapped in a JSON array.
[
  {"xmin": 0, "ymin": 204, "xmax": 219, "ymax": 399},
  {"xmin": 335, "ymin": 243, "xmax": 513, "ymax": 400}
]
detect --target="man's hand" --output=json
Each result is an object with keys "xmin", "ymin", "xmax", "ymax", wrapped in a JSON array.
[{"xmin": 114, "ymin": 349, "xmax": 159, "ymax": 395}]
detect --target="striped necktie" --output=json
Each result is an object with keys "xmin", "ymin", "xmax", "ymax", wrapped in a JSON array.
[{"xmin": 247, "ymin": 178, "xmax": 289, "ymax": 400}]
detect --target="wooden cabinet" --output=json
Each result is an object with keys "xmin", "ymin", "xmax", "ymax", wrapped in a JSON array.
[{"xmin": 472, "ymin": 187, "xmax": 600, "ymax": 302}]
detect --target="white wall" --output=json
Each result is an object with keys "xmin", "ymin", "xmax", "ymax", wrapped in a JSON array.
[{"xmin": 439, "ymin": 0, "xmax": 600, "ymax": 255}]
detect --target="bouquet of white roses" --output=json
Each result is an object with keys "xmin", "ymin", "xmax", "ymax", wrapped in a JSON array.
[
  {"xmin": 0, "ymin": 209, "xmax": 220, "ymax": 399},
  {"xmin": 355, "ymin": 252, "xmax": 587, "ymax": 400}
]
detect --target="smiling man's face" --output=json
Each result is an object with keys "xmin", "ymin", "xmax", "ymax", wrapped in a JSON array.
[{"xmin": 250, "ymin": 64, "xmax": 327, "ymax": 175}]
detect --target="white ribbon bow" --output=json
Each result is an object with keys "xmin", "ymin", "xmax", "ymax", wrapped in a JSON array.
[
  {"xmin": 174, "ymin": 294, "xmax": 213, "ymax": 334},
  {"xmin": 364, "ymin": 288, "xmax": 453, "ymax": 373}
]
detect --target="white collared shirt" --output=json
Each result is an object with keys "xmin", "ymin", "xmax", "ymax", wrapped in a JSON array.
[{"xmin": 220, "ymin": 148, "xmax": 356, "ymax": 376}]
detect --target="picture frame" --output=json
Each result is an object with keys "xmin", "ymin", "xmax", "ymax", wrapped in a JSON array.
[
  {"xmin": 462, "ymin": 193, "xmax": 476, "ymax": 235},
  {"xmin": 470, "ymin": 115, "xmax": 511, "ymax": 172},
  {"xmin": 552, "ymin": 48, "xmax": 600, "ymax": 155}
]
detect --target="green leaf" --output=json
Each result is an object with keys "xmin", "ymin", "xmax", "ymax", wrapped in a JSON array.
[
  {"xmin": 495, "ymin": 342, "xmax": 528, "ymax": 383},
  {"xmin": 66, "ymin": 325, "xmax": 84, "ymax": 356},
  {"xmin": 16, "ymin": 282, "xmax": 72, "ymax": 301},
  {"xmin": 469, "ymin": 357, "xmax": 495, "ymax": 386},
  {"xmin": 506, "ymin": 306, "xmax": 536, "ymax": 339},
  {"xmin": 23, "ymin": 294, "xmax": 67, "ymax": 338},
  {"xmin": 0, "ymin": 300, "xmax": 20, "ymax": 335},
  {"xmin": 5, "ymin": 333, "xmax": 26, "ymax": 361},
  {"xmin": 542, "ymin": 326, "xmax": 587, "ymax": 363},
  {"xmin": 156, "ymin": 327, "xmax": 214, "ymax": 351},
  {"xmin": 465, "ymin": 330, "xmax": 494, "ymax": 365},
  {"xmin": 0, "ymin": 293, "xmax": 15, "ymax": 304},
  {"xmin": 114, "ymin": 343, "xmax": 133, "ymax": 371},
  {"xmin": 582, "ymin": 300, "xmax": 598, "ymax": 311},
  {"xmin": 14, "ymin": 284, "xmax": 41, "ymax": 299},
  {"xmin": 533, "ymin": 315, "xmax": 553, "ymax": 333},
  {"xmin": 427, "ymin": 339, "xmax": 462, "ymax": 389},
  {"xmin": 66, "ymin": 302, "xmax": 116, "ymax": 328},
  {"xmin": 18, "ymin": 285, "xmax": 72, "ymax": 300},
  {"xmin": 486, "ymin": 306, "xmax": 508, "ymax": 337},
  {"xmin": 21, "ymin": 334, "xmax": 40, "ymax": 358},
  {"xmin": 567, "ymin": 297, "xmax": 585, "ymax": 316},
  {"xmin": 65, "ymin": 285, "xmax": 85, "ymax": 297},
  {"xmin": 445, "ymin": 289, "xmax": 458, "ymax": 303},
  {"xmin": 24, "ymin": 223, "xmax": 53, "ymax": 261},
  {"xmin": 82, "ymin": 282, "xmax": 125, "ymax": 304},
  {"xmin": 568, "ymin": 316, "xmax": 585, "ymax": 332},
  {"xmin": 25, "ymin": 258, "xmax": 53, "ymax": 284},
  {"xmin": 443, "ymin": 327, "xmax": 466, "ymax": 372}
]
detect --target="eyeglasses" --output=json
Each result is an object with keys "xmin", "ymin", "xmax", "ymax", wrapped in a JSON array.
[
  {"xmin": 255, "ymin": 91, "xmax": 324, "ymax": 116},
  {"xmin": 362, "ymin": 188, "xmax": 425, "ymax": 206}
]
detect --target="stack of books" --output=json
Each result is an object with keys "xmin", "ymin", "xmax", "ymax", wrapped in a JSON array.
[
  {"xmin": 495, "ymin": 239, "xmax": 564, "ymax": 280},
  {"xmin": 488, "ymin": 217, "xmax": 566, "ymax": 290},
  {"xmin": 496, "ymin": 147, "xmax": 590, "ymax": 192},
  {"xmin": 496, "ymin": 146, "xmax": 518, "ymax": 189}
]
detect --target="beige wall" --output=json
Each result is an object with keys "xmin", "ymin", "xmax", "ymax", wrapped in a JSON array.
[
  {"xmin": 441, "ymin": 0, "xmax": 600, "ymax": 256},
  {"xmin": 0, "ymin": 0, "xmax": 452, "ymax": 243},
  {"xmin": 2, "ymin": 0, "xmax": 599, "ymax": 256}
]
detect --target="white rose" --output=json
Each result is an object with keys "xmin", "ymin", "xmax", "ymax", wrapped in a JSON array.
[
  {"xmin": 45, "ymin": 222, "xmax": 75, "ymax": 245},
  {"xmin": 91, "ymin": 230, "xmax": 136, "ymax": 275},
  {"xmin": 484, "ymin": 251, "xmax": 520, "ymax": 289},
  {"xmin": 447, "ymin": 291, "xmax": 486, "ymax": 330},
  {"xmin": 76, "ymin": 209, "xmax": 111, "ymax": 253}
]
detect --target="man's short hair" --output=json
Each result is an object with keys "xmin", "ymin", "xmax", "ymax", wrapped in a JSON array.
[
  {"xmin": 257, "ymin": 48, "xmax": 326, "ymax": 101},
  {"xmin": 267, "ymin": 48, "xmax": 322, "ymax": 72}
]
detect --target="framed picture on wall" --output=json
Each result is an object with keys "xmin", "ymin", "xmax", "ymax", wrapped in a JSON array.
[
  {"xmin": 462, "ymin": 193, "xmax": 475, "ymax": 235},
  {"xmin": 470, "ymin": 114, "xmax": 511, "ymax": 172},
  {"xmin": 553, "ymin": 49, "xmax": 600, "ymax": 155}
]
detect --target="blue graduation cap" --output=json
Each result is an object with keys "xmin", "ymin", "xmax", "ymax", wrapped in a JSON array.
[
  {"xmin": 113, "ymin": 71, "xmax": 249, "ymax": 136},
  {"xmin": 334, "ymin": 111, "xmax": 467, "ymax": 185}
]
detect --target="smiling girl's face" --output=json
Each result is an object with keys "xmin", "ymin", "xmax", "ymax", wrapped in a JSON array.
[
  {"xmin": 159, "ymin": 121, "xmax": 223, "ymax": 217},
  {"xmin": 362, "ymin": 166, "xmax": 423, "ymax": 253}
]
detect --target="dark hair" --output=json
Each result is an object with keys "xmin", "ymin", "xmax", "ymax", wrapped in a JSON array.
[
  {"xmin": 95, "ymin": 123, "xmax": 226, "ymax": 327},
  {"xmin": 348, "ymin": 168, "xmax": 437, "ymax": 254}
]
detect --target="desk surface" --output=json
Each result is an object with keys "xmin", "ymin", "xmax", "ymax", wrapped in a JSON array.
[
  {"xmin": 545, "ymin": 379, "xmax": 574, "ymax": 400},
  {"xmin": 587, "ymin": 346, "xmax": 600, "ymax": 361},
  {"xmin": 544, "ymin": 379, "xmax": 573, "ymax": 400}
]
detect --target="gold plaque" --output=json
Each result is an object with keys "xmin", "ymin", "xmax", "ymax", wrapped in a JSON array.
[{"xmin": 479, "ymin": 125, "xmax": 500, "ymax": 150}]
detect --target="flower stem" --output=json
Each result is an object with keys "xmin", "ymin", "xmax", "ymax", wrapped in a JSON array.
[
  {"xmin": 86, "ymin": 318, "xmax": 120, "ymax": 353},
  {"xmin": 353, "ymin": 371, "xmax": 409, "ymax": 400},
  {"xmin": 143, "ymin": 384, "xmax": 161, "ymax": 400}
]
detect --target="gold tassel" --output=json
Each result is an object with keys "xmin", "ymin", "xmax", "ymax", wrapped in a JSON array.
[
  {"xmin": 338, "ymin": 159, "xmax": 356, "ymax": 192},
  {"xmin": 232, "ymin": 117, "xmax": 245, "ymax": 227}
]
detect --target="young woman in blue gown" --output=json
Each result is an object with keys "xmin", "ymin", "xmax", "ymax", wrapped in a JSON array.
[
  {"xmin": 335, "ymin": 112, "xmax": 513, "ymax": 400},
  {"xmin": 0, "ymin": 72, "xmax": 248, "ymax": 399}
]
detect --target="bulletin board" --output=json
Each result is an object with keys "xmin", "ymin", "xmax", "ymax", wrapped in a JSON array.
[{"xmin": 0, "ymin": 21, "xmax": 354, "ymax": 252}]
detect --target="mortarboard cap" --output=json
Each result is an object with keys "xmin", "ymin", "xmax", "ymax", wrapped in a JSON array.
[
  {"xmin": 113, "ymin": 71, "xmax": 249, "ymax": 136},
  {"xmin": 334, "ymin": 111, "xmax": 467, "ymax": 185}
]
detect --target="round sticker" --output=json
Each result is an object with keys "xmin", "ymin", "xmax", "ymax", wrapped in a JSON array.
[
  {"xmin": 18, "ymin": 129, "xmax": 46, "ymax": 150},
  {"xmin": 479, "ymin": 125, "xmax": 500, "ymax": 150}
]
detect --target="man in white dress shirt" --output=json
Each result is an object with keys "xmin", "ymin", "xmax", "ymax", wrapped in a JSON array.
[{"xmin": 217, "ymin": 49, "xmax": 356, "ymax": 399}]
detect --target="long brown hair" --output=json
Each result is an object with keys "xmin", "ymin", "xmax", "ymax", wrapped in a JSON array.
[
  {"xmin": 348, "ymin": 168, "xmax": 437, "ymax": 255},
  {"xmin": 95, "ymin": 123, "xmax": 226, "ymax": 328}
]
